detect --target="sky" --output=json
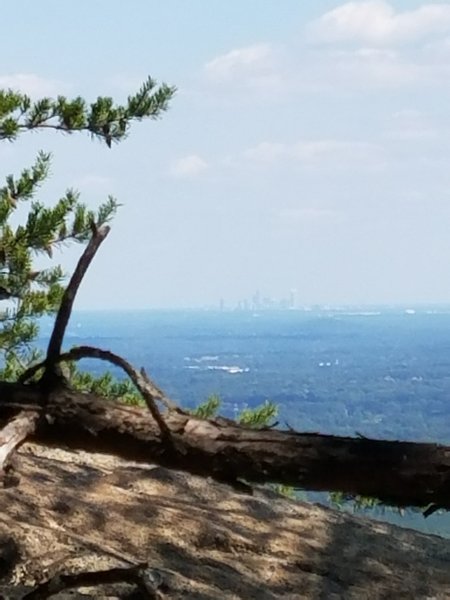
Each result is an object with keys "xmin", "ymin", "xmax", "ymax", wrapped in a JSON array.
[{"xmin": 2, "ymin": 1, "xmax": 450, "ymax": 309}]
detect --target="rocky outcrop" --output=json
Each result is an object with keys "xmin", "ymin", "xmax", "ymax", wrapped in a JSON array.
[{"xmin": 0, "ymin": 443, "xmax": 449, "ymax": 599}]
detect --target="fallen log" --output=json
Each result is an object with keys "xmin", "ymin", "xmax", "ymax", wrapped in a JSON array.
[{"xmin": 1, "ymin": 380, "xmax": 449, "ymax": 510}]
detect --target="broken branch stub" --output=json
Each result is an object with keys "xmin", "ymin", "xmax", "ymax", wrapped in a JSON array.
[
  {"xmin": 0, "ymin": 410, "xmax": 40, "ymax": 481},
  {"xmin": 40, "ymin": 224, "xmax": 110, "ymax": 388}
]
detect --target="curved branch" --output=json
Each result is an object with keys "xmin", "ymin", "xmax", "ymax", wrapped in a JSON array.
[
  {"xmin": 21, "ymin": 346, "xmax": 172, "ymax": 438},
  {"xmin": 43, "ymin": 224, "xmax": 110, "ymax": 385},
  {"xmin": 140, "ymin": 367, "xmax": 185, "ymax": 414}
]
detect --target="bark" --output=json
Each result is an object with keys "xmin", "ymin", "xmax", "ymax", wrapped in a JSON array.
[
  {"xmin": 23, "ymin": 562, "xmax": 159, "ymax": 599},
  {"xmin": 39, "ymin": 224, "xmax": 110, "ymax": 389},
  {"xmin": 0, "ymin": 381, "xmax": 449, "ymax": 509},
  {"xmin": 0, "ymin": 411, "xmax": 39, "ymax": 469}
]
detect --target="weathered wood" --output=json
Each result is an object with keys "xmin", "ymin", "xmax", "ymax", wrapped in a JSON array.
[
  {"xmin": 23, "ymin": 562, "xmax": 159, "ymax": 599},
  {"xmin": 0, "ymin": 410, "xmax": 39, "ymax": 471},
  {"xmin": 0, "ymin": 381, "xmax": 449, "ymax": 509},
  {"xmin": 38, "ymin": 224, "xmax": 110, "ymax": 389}
]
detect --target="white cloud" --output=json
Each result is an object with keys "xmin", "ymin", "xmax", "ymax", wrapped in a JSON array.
[
  {"xmin": 278, "ymin": 207, "xmax": 338, "ymax": 221},
  {"xmin": 203, "ymin": 43, "xmax": 285, "ymax": 96},
  {"xmin": 392, "ymin": 108, "xmax": 422, "ymax": 120},
  {"xmin": 245, "ymin": 139, "xmax": 383, "ymax": 168},
  {"xmin": 326, "ymin": 47, "xmax": 428, "ymax": 87},
  {"xmin": 170, "ymin": 154, "xmax": 208, "ymax": 178},
  {"xmin": 383, "ymin": 109, "xmax": 438, "ymax": 141},
  {"xmin": 423, "ymin": 34, "xmax": 450, "ymax": 59},
  {"xmin": 308, "ymin": 1, "xmax": 450, "ymax": 46},
  {"xmin": 244, "ymin": 142, "xmax": 286, "ymax": 162},
  {"xmin": 202, "ymin": 28, "xmax": 445, "ymax": 102},
  {"xmin": 0, "ymin": 73, "xmax": 65, "ymax": 97},
  {"xmin": 292, "ymin": 140, "xmax": 381, "ymax": 163},
  {"xmin": 205, "ymin": 44, "xmax": 274, "ymax": 82}
]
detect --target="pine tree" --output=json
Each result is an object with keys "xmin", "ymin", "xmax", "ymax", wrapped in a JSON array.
[{"xmin": 0, "ymin": 78, "xmax": 175, "ymax": 380}]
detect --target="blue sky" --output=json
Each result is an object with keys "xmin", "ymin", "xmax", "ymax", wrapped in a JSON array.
[{"xmin": 2, "ymin": 1, "xmax": 450, "ymax": 308}]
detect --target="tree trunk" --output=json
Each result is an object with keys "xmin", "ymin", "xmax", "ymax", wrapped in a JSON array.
[{"xmin": 1, "ymin": 381, "xmax": 449, "ymax": 509}]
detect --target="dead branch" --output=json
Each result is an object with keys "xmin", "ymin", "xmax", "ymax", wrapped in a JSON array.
[
  {"xmin": 41, "ymin": 224, "xmax": 110, "ymax": 386},
  {"xmin": 19, "ymin": 345, "xmax": 172, "ymax": 438}
]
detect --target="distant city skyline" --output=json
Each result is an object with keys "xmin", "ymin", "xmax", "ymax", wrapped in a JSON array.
[
  {"xmin": 218, "ymin": 289, "xmax": 298, "ymax": 311},
  {"xmin": 2, "ymin": 1, "xmax": 450, "ymax": 309},
  {"xmin": 203, "ymin": 291, "xmax": 450, "ymax": 313}
]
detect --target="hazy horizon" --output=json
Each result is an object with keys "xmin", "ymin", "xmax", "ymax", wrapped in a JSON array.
[{"xmin": 59, "ymin": 301, "xmax": 450, "ymax": 313}]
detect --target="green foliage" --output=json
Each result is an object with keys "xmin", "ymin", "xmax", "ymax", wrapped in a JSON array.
[
  {"xmin": 191, "ymin": 394, "xmax": 221, "ymax": 419},
  {"xmin": 0, "ymin": 79, "xmax": 175, "ymax": 377},
  {"xmin": 0, "ymin": 77, "xmax": 176, "ymax": 145},
  {"xmin": 192, "ymin": 394, "xmax": 278, "ymax": 428},
  {"xmin": 238, "ymin": 400, "xmax": 278, "ymax": 428},
  {"xmin": 273, "ymin": 484, "xmax": 296, "ymax": 499},
  {"xmin": 67, "ymin": 365, "xmax": 142, "ymax": 405},
  {"xmin": 329, "ymin": 492, "xmax": 381, "ymax": 511},
  {"xmin": 329, "ymin": 492, "xmax": 412, "ymax": 517},
  {"xmin": 0, "ymin": 153, "xmax": 117, "ymax": 369},
  {"xmin": 0, "ymin": 346, "xmax": 42, "ymax": 382}
]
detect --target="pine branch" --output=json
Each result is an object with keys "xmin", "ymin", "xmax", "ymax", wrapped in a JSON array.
[
  {"xmin": 0, "ymin": 79, "xmax": 174, "ymax": 387},
  {"xmin": 0, "ymin": 77, "xmax": 176, "ymax": 146}
]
